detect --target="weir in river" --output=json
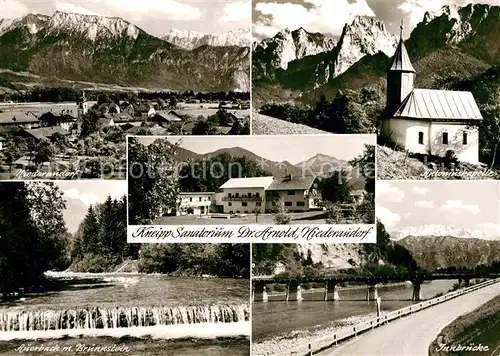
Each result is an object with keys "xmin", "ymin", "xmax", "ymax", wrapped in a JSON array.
[{"xmin": 0, "ymin": 304, "xmax": 249, "ymax": 332}]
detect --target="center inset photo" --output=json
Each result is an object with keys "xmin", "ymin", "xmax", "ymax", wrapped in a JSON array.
[{"xmin": 126, "ymin": 134, "xmax": 376, "ymax": 243}]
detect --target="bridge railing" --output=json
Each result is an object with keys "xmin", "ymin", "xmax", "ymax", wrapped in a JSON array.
[{"xmin": 269, "ymin": 278, "xmax": 500, "ymax": 356}]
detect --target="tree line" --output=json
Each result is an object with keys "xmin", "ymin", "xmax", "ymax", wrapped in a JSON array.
[{"xmin": 259, "ymin": 87, "xmax": 383, "ymax": 134}]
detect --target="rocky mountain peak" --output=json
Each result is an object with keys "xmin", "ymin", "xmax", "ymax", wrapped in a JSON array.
[
  {"xmin": 253, "ymin": 27, "xmax": 337, "ymax": 74},
  {"xmin": 333, "ymin": 16, "xmax": 398, "ymax": 78}
]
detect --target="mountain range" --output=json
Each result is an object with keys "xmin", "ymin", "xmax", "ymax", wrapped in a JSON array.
[
  {"xmin": 389, "ymin": 223, "xmax": 500, "ymax": 270},
  {"xmin": 397, "ymin": 236, "xmax": 500, "ymax": 270},
  {"xmin": 252, "ymin": 3, "xmax": 500, "ymax": 105},
  {"xmin": 0, "ymin": 12, "xmax": 250, "ymax": 92},
  {"xmin": 170, "ymin": 144, "xmax": 365, "ymax": 189},
  {"xmin": 160, "ymin": 28, "xmax": 251, "ymax": 50}
]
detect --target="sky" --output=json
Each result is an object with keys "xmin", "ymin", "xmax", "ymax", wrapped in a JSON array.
[
  {"xmin": 0, "ymin": 0, "xmax": 251, "ymax": 35},
  {"xmin": 134, "ymin": 134, "xmax": 374, "ymax": 164},
  {"xmin": 376, "ymin": 181, "xmax": 500, "ymax": 239},
  {"xmin": 56, "ymin": 181, "xmax": 127, "ymax": 233},
  {"xmin": 252, "ymin": 0, "xmax": 499, "ymax": 39}
]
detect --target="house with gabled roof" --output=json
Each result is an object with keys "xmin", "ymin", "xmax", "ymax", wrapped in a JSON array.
[
  {"xmin": 265, "ymin": 174, "xmax": 320, "ymax": 212},
  {"xmin": 220, "ymin": 176, "xmax": 274, "ymax": 214},
  {"xmin": 38, "ymin": 112, "xmax": 76, "ymax": 131},
  {"xmin": 380, "ymin": 24, "xmax": 483, "ymax": 164},
  {"xmin": 217, "ymin": 175, "xmax": 321, "ymax": 214}
]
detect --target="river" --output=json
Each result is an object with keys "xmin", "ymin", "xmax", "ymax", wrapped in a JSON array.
[
  {"xmin": 252, "ymin": 279, "xmax": 457, "ymax": 341},
  {"xmin": 0, "ymin": 273, "xmax": 250, "ymax": 355}
]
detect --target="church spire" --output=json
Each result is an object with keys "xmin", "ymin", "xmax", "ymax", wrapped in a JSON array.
[{"xmin": 387, "ymin": 20, "xmax": 415, "ymax": 73}]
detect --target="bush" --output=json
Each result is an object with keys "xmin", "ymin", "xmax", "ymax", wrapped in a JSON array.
[{"xmin": 71, "ymin": 253, "xmax": 121, "ymax": 273}]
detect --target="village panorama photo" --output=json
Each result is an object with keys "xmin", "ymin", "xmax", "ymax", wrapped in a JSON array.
[
  {"xmin": 0, "ymin": 0, "xmax": 251, "ymax": 180},
  {"xmin": 127, "ymin": 135, "xmax": 375, "ymax": 227}
]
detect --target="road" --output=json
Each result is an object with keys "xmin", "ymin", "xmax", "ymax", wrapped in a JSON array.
[{"xmin": 319, "ymin": 281, "xmax": 500, "ymax": 356}]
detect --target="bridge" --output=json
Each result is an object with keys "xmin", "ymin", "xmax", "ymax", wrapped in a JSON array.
[{"xmin": 252, "ymin": 273, "xmax": 500, "ymax": 302}]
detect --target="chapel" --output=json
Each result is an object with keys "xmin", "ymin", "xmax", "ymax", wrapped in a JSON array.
[{"xmin": 380, "ymin": 25, "xmax": 483, "ymax": 164}]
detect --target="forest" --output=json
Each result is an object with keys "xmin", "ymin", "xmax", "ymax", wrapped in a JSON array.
[{"xmin": 0, "ymin": 182, "xmax": 249, "ymax": 298}]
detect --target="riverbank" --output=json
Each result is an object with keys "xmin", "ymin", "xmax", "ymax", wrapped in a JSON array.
[
  {"xmin": 251, "ymin": 311, "xmax": 389, "ymax": 356},
  {"xmin": 429, "ymin": 294, "xmax": 500, "ymax": 356}
]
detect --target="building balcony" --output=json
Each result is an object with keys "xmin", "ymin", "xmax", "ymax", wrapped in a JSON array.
[{"xmin": 222, "ymin": 196, "xmax": 263, "ymax": 202}]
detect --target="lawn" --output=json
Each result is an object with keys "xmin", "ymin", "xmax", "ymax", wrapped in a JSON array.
[{"xmin": 153, "ymin": 211, "xmax": 328, "ymax": 225}]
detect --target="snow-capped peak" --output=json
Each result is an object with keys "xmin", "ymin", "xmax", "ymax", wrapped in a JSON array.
[
  {"xmin": 47, "ymin": 11, "xmax": 141, "ymax": 41},
  {"xmin": 160, "ymin": 28, "xmax": 251, "ymax": 50},
  {"xmin": 333, "ymin": 16, "xmax": 398, "ymax": 77},
  {"xmin": 0, "ymin": 13, "xmax": 49, "ymax": 36}
]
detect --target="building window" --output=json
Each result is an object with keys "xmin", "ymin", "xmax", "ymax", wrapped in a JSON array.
[
  {"xmin": 418, "ymin": 132, "xmax": 424, "ymax": 144},
  {"xmin": 236, "ymin": 210, "xmax": 240, "ymax": 213},
  {"xmin": 235, "ymin": 193, "xmax": 239, "ymax": 198},
  {"xmin": 189, "ymin": 197, "xmax": 192, "ymax": 202},
  {"xmin": 228, "ymin": 193, "xmax": 232, "ymax": 198},
  {"xmin": 297, "ymin": 202, "xmax": 305, "ymax": 206},
  {"xmin": 442, "ymin": 132, "xmax": 448, "ymax": 145},
  {"xmin": 244, "ymin": 211, "xmax": 248, "ymax": 214},
  {"xmin": 242, "ymin": 202, "xmax": 248, "ymax": 207},
  {"xmin": 463, "ymin": 132, "xmax": 468, "ymax": 145},
  {"xmin": 272, "ymin": 202, "xmax": 276, "ymax": 206},
  {"xmin": 199, "ymin": 197, "xmax": 202, "ymax": 201},
  {"xmin": 256, "ymin": 192, "xmax": 260, "ymax": 198},
  {"xmin": 228, "ymin": 202, "xmax": 232, "ymax": 206},
  {"xmin": 285, "ymin": 202, "xmax": 293, "ymax": 206},
  {"xmin": 248, "ymin": 193, "xmax": 252, "ymax": 197},
  {"xmin": 287, "ymin": 191, "xmax": 295, "ymax": 195}
]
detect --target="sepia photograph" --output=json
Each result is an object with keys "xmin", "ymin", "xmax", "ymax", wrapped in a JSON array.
[
  {"xmin": 127, "ymin": 135, "xmax": 375, "ymax": 228},
  {"xmin": 0, "ymin": 0, "xmax": 251, "ymax": 180},
  {"xmin": 252, "ymin": 180, "xmax": 500, "ymax": 355},
  {"xmin": 251, "ymin": 0, "xmax": 500, "ymax": 179},
  {"xmin": 0, "ymin": 181, "xmax": 250, "ymax": 356}
]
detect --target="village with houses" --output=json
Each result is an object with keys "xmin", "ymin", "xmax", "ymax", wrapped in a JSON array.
[{"xmin": 0, "ymin": 90, "xmax": 250, "ymax": 179}]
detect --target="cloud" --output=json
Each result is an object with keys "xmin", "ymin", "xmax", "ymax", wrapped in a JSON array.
[
  {"xmin": 376, "ymin": 181, "xmax": 405, "ymax": 202},
  {"xmin": 64, "ymin": 188, "xmax": 100, "ymax": 206},
  {"xmin": 253, "ymin": 0, "xmax": 375, "ymax": 38},
  {"xmin": 440, "ymin": 200, "xmax": 481, "ymax": 215},
  {"xmin": 219, "ymin": 1, "xmax": 250, "ymax": 23},
  {"xmin": 103, "ymin": 0, "xmax": 202, "ymax": 21},
  {"xmin": 0, "ymin": 0, "xmax": 30, "ymax": 19},
  {"xmin": 54, "ymin": 2, "xmax": 100, "ymax": 16},
  {"xmin": 377, "ymin": 206, "xmax": 401, "ymax": 228},
  {"xmin": 412, "ymin": 186, "xmax": 428, "ymax": 196},
  {"xmin": 415, "ymin": 200, "xmax": 435, "ymax": 208}
]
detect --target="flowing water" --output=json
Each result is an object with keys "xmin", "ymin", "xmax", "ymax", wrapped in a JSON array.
[
  {"xmin": 0, "ymin": 273, "xmax": 250, "ymax": 355},
  {"xmin": 253, "ymin": 279, "xmax": 457, "ymax": 341}
]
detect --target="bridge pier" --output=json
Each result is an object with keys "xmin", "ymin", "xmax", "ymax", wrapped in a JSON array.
[
  {"xmin": 286, "ymin": 283, "xmax": 302, "ymax": 302},
  {"xmin": 366, "ymin": 284, "xmax": 378, "ymax": 301},
  {"xmin": 253, "ymin": 283, "xmax": 268, "ymax": 302},
  {"xmin": 412, "ymin": 281, "xmax": 422, "ymax": 301},
  {"xmin": 324, "ymin": 281, "xmax": 340, "ymax": 301}
]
